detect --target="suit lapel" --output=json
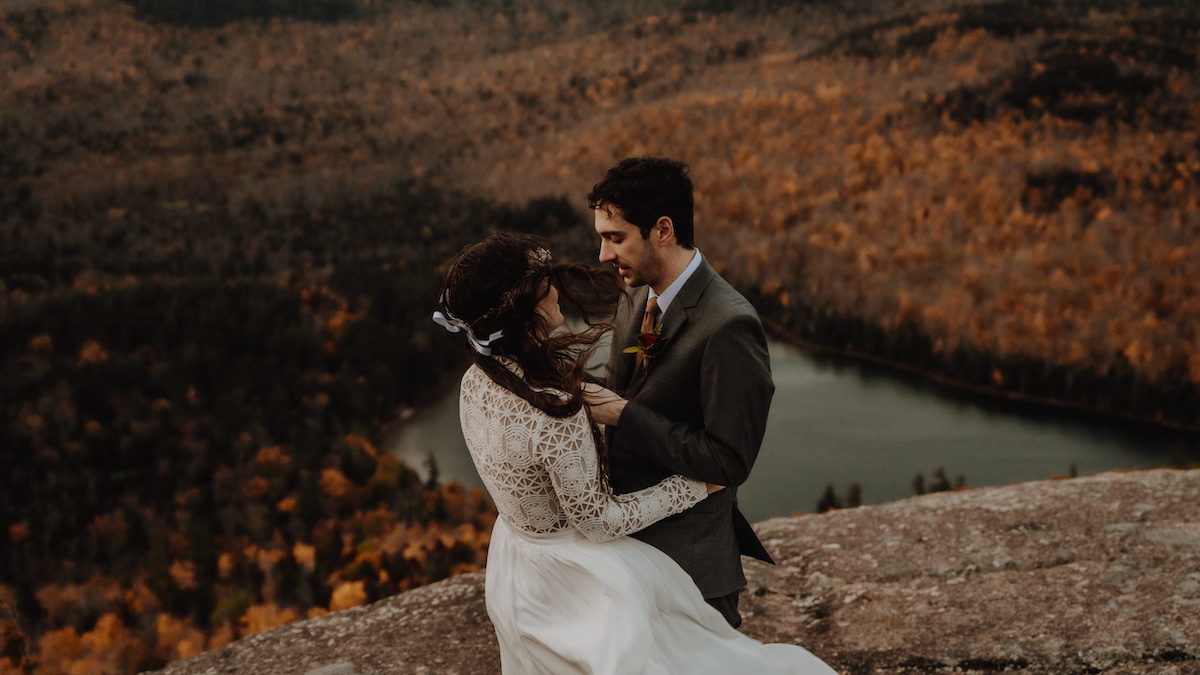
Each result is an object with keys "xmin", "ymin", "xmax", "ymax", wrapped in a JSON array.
[
  {"xmin": 612, "ymin": 286, "xmax": 649, "ymax": 394},
  {"xmin": 624, "ymin": 260, "xmax": 716, "ymax": 397},
  {"xmin": 625, "ymin": 306, "xmax": 687, "ymax": 397}
]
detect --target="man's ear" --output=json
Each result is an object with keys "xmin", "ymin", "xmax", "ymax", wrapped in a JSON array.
[{"xmin": 653, "ymin": 216, "xmax": 676, "ymax": 247}]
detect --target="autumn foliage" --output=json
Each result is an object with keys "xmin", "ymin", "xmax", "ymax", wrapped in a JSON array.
[
  {"xmin": 4, "ymin": 0, "xmax": 1197, "ymax": 423},
  {"xmin": 4, "ymin": 420, "xmax": 494, "ymax": 674},
  {"xmin": 3, "ymin": 0, "xmax": 1200, "ymax": 672}
]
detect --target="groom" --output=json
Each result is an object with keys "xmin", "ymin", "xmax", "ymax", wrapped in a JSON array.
[{"xmin": 586, "ymin": 155, "xmax": 775, "ymax": 628}]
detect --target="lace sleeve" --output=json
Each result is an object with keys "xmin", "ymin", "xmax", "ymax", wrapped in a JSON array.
[{"xmin": 535, "ymin": 406, "xmax": 708, "ymax": 543}]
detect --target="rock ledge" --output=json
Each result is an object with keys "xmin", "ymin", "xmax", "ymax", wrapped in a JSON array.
[{"xmin": 148, "ymin": 469, "xmax": 1200, "ymax": 674}]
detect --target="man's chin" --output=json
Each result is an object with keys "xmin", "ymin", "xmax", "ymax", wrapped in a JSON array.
[{"xmin": 618, "ymin": 270, "xmax": 645, "ymax": 287}]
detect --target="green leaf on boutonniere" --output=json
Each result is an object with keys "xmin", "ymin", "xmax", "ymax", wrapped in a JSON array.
[{"xmin": 623, "ymin": 324, "xmax": 663, "ymax": 355}]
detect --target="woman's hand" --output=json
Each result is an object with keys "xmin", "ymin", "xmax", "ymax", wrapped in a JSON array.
[
  {"xmin": 705, "ymin": 483, "xmax": 725, "ymax": 495},
  {"xmin": 583, "ymin": 383, "xmax": 627, "ymax": 426}
]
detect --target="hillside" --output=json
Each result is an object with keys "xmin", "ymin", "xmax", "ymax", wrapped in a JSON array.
[
  {"xmin": 4, "ymin": 0, "xmax": 1199, "ymax": 425},
  {"xmin": 3, "ymin": 0, "xmax": 1199, "ymax": 672},
  {"xmin": 146, "ymin": 469, "xmax": 1200, "ymax": 674}
]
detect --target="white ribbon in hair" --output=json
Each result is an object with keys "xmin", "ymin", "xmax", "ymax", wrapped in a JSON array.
[{"xmin": 432, "ymin": 309, "xmax": 503, "ymax": 356}]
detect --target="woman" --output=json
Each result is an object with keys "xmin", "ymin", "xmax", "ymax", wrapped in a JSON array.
[{"xmin": 435, "ymin": 232, "xmax": 835, "ymax": 674}]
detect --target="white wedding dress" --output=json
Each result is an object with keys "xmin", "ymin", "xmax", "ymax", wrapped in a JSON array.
[{"xmin": 459, "ymin": 363, "xmax": 836, "ymax": 674}]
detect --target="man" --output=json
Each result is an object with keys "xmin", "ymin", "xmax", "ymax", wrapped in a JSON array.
[{"xmin": 586, "ymin": 155, "xmax": 775, "ymax": 628}]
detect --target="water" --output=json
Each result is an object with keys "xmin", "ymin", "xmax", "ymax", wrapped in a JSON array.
[{"xmin": 389, "ymin": 341, "xmax": 1193, "ymax": 522}]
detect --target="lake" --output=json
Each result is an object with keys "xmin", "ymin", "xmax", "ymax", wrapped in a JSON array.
[{"xmin": 389, "ymin": 341, "xmax": 1193, "ymax": 522}]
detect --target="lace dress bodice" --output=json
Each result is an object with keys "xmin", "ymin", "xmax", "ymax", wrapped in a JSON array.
[{"xmin": 459, "ymin": 364, "xmax": 707, "ymax": 542}]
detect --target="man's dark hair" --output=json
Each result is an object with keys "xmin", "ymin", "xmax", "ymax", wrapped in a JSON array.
[{"xmin": 587, "ymin": 156, "xmax": 695, "ymax": 248}]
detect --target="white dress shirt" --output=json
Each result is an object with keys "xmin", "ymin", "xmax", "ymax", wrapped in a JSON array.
[{"xmin": 650, "ymin": 249, "xmax": 702, "ymax": 316}]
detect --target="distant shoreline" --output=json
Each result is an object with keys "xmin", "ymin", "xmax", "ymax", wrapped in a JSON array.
[{"xmin": 762, "ymin": 316, "xmax": 1200, "ymax": 438}]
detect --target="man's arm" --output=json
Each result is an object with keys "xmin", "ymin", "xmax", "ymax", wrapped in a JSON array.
[{"xmin": 609, "ymin": 313, "xmax": 774, "ymax": 486}]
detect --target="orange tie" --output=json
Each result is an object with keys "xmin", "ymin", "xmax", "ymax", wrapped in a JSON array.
[{"xmin": 637, "ymin": 296, "xmax": 660, "ymax": 371}]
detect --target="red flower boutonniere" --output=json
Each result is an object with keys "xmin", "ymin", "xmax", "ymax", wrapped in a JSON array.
[{"xmin": 623, "ymin": 324, "xmax": 665, "ymax": 369}]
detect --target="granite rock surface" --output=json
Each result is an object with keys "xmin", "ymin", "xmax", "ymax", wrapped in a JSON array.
[{"xmin": 147, "ymin": 469, "xmax": 1200, "ymax": 674}]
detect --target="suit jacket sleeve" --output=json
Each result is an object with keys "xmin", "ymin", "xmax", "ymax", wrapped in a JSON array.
[{"xmin": 610, "ymin": 313, "xmax": 774, "ymax": 486}]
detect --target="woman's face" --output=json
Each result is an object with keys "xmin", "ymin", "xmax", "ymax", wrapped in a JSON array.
[{"xmin": 534, "ymin": 280, "xmax": 564, "ymax": 335}]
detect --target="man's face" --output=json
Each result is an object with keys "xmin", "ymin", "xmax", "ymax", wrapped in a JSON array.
[{"xmin": 594, "ymin": 207, "xmax": 662, "ymax": 289}]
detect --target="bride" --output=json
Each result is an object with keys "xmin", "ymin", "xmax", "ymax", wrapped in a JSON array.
[{"xmin": 434, "ymin": 232, "xmax": 835, "ymax": 674}]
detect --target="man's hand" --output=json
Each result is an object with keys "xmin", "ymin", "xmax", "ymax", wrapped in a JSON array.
[{"xmin": 583, "ymin": 383, "xmax": 628, "ymax": 426}]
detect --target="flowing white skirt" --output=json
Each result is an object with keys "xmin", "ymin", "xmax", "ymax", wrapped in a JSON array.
[{"xmin": 485, "ymin": 516, "xmax": 837, "ymax": 674}]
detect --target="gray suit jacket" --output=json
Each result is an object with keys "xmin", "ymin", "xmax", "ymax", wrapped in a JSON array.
[{"xmin": 605, "ymin": 259, "xmax": 775, "ymax": 599}]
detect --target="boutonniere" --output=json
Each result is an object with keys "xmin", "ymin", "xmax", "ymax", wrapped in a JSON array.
[{"xmin": 623, "ymin": 324, "xmax": 665, "ymax": 369}]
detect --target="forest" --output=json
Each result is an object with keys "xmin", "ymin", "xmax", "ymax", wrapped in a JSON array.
[
  {"xmin": 0, "ymin": 179, "xmax": 589, "ymax": 671},
  {"xmin": 2, "ymin": 0, "xmax": 1198, "ymax": 672}
]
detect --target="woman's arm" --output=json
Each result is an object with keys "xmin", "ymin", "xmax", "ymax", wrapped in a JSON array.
[
  {"xmin": 609, "ymin": 313, "xmax": 774, "ymax": 486},
  {"xmin": 535, "ymin": 407, "xmax": 708, "ymax": 543}
]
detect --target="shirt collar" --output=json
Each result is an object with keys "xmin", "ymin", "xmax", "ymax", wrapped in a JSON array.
[{"xmin": 649, "ymin": 249, "xmax": 702, "ymax": 315}]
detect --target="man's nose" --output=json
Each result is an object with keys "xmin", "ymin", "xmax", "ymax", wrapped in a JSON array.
[{"xmin": 598, "ymin": 240, "xmax": 614, "ymax": 263}]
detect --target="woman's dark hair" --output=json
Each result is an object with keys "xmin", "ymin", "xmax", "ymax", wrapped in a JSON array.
[
  {"xmin": 437, "ymin": 231, "xmax": 624, "ymax": 420},
  {"xmin": 587, "ymin": 155, "xmax": 695, "ymax": 248}
]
